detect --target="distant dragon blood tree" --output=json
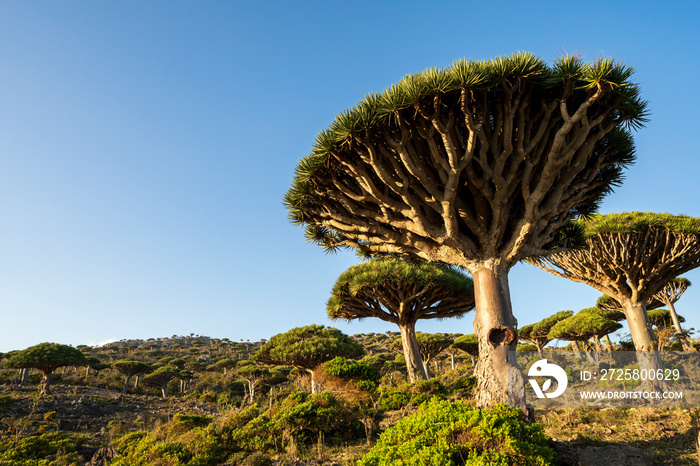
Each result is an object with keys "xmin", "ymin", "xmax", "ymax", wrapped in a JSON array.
[
  {"xmin": 652, "ymin": 277, "xmax": 693, "ymax": 350},
  {"xmin": 578, "ymin": 307, "xmax": 625, "ymax": 352},
  {"xmin": 518, "ymin": 310, "xmax": 573, "ymax": 355},
  {"xmin": 254, "ymin": 325, "xmax": 364, "ymax": 393},
  {"xmin": 285, "ymin": 52, "xmax": 647, "ymax": 407},
  {"xmin": 112, "ymin": 360, "xmax": 152, "ymax": 394},
  {"xmin": 531, "ymin": 212, "xmax": 700, "ymax": 353},
  {"xmin": 452, "ymin": 334, "xmax": 479, "ymax": 366},
  {"xmin": 4, "ymin": 343, "xmax": 86, "ymax": 395},
  {"xmin": 548, "ymin": 310, "xmax": 622, "ymax": 355},
  {"xmin": 391, "ymin": 333, "xmax": 454, "ymax": 378},
  {"xmin": 327, "ymin": 258, "xmax": 474, "ymax": 382}
]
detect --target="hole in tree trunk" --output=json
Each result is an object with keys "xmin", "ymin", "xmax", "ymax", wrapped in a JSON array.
[{"xmin": 488, "ymin": 326, "xmax": 516, "ymax": 347}]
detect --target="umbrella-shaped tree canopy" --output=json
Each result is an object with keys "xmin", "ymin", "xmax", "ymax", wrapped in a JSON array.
[
  {"xmin": 328, "ymin": 259, "xmax": 474, "ymax": 382},
  {"xmin": 286, "ymin": 53, "xmax": 647, "ymax": 408}
]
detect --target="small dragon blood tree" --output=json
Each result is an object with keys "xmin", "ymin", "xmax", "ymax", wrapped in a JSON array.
[{"xmin": 327, "ymin": 258, "xmax": 474, "ymax": 382}]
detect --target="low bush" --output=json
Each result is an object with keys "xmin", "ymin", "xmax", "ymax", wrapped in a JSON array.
[
  {"xmin": 358, "ymin": 398, "xmax": 556, "ymax": 466},
  {"xmin": 0, "ymin": 432, "xmax": 85, "ymax": 465}
]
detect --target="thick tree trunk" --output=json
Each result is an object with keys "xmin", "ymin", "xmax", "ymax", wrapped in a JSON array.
[
  {"xmin": 471, "ymin": 263, "xmax": 525, "ymax": 409},
  {"xmin": 623, "ymin": 301, "xmax": 656, "ymax": 351},
  {"xmin": 623, "ymin": 301, "xmax": 664, "ymax": 391},
  {"xmin": 399, "ymin": 321, "xmax": 428, "ymax": 382}
]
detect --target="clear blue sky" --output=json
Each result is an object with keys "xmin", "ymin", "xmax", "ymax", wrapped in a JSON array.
[{"xmin": 1, "ymin": 1, "xmax": 699, "ymax": 352}]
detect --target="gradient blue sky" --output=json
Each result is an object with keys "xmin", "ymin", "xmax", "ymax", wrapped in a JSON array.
[{"xmin": 1, "ymin": 1, "xmax": 699, "ymax": 352}]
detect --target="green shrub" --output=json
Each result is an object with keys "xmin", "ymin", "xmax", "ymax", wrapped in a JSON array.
[
  {"xmin": 409, "ymin": 379, "xmax": 446, "ymax": 406},
  {"xmin": 172, "ymin": 413, "xmax": 213, "ymax": 432},
  {"xmin": 324, "ymin": 357, "xmax": 380, "ymax": 383},
  {"xmin": 272, "ymin": 391, "xmax": 362, "ymax": 445},
  {"xmin": 378, "ymin": 389, "xmax": 411, "ymax": 411},
  {"xmin": 0, "ymin": 432, "xmax": 85, "ymax": 465},
  {"xmin": 451, "ymin": 376, "xmax": 477, "ymax": 395},
  {"xmin": 358, "ymin": 398, "xmax": 556, "ymax": 466}
]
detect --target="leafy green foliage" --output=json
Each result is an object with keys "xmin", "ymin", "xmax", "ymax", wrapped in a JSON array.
[
  {"xmin": 323, "ymin": 356, "xmax": 380, "ymax": 391},
  {"xmin": 358, "ymin": 398, "xmax": 555, "ymax": 466},
  {"xmin": 254, "ymin": 325, "xmax": 363, "ymax": 372},
  {"xmin": 285, "ymin": 53, "xmax": 647, "ymax": 244},
  {"xmin": 0, "ymin": 432, "xmax": 85, "ymax": 466},
  {"xmin": 287, "ymin": 54, "xmax": 644, "ymax": 201}
]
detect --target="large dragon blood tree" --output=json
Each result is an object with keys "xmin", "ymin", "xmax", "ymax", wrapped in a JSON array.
[
  {"xmin": 285, "ymin": 52, "xmax": 647, "ymax": 407},
  {"xmin": 327, "ymin": 258, "xmax": 475, "ymax": 382},
  {"xmin": 530, "ymin": 212, "xmax": 700, "ymax": 352}
]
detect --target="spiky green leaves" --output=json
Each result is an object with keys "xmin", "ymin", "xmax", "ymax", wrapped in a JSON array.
[
  {"xmin": 285, "ymin": 52, "xmax": 647, "ymax": 219},
  {"xmin": 285, "ymin": 52, "xmax": 647, "ymax": 267},
  {"xmin": 254, "ymin": 325, "xmax": 364, "ymax": 372}
]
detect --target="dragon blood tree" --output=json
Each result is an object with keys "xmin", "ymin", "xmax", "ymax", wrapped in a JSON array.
[
  {"xmin": 518, "ymin": 310, "xmax": 573, "ymax": 355},
  {"xmin": 4, "ymin": 343, "xmax": 86, "ymax": 395},
  {"xmin": 652, "ymin": 277, "xmax": 693, "ymax": 350},
  {"xmin": 327, "ymin": 258, "xmax": 474, "ymax": 382},
  {"xmin": 548, "ymin": 310, "xmax": 622, "ymax": 357},
  {"xmin": 452, "ymin": 334, "xmax": 479, "ymax": 366},
  {"xmin": 254, "ymin": 325, "xmax": 364, "ymax": 393},
  {"xmin": 579, "ymin": 307, "xmax": 625, "ymax": 352},
  {"xmin": 531, "ymin": 213, "xmax": 700, "ymax": 352},
  {"xmin": 285, "ymin": 52, "xmax": 647, "ymax": 407}
]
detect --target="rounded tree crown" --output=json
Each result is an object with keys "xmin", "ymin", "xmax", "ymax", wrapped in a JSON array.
[
  {"xmin": 254, "ymin": 325, "xmax": 364, "ymax": 371},
  {"xmin": 579, "ymin": 306, "xmax": 626, "ymax": 322},
  {"xmin": 520, "ymin": 310, "xmax": 574, "ymax": 340},
  {"xmin": 4, "ymin": 343, "xmax": 86, "ymax": 373},
  {"xmin": 327, "ymin": 258, "xmax": 475, "ymax": 321},
  {"xmin": 548, "ymin": 312, "xmax": 622, "ymax": 342},
  {"xmin": 451, "ymin": 334, "xmax": 479, "ymax": 357}
]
